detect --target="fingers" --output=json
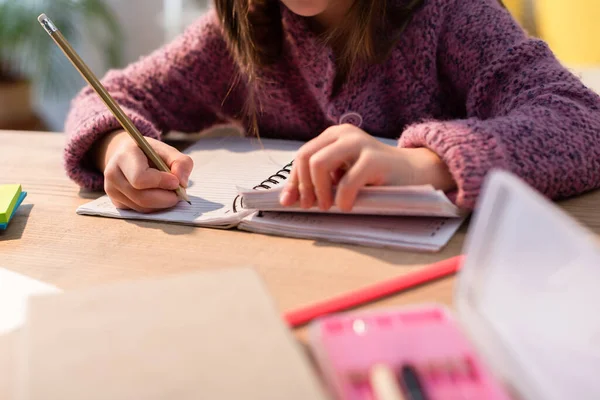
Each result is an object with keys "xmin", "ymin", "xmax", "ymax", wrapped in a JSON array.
[
  {"xmin": 280, "ymin": 126, "xmax": 378, "ymax": 210},
  {"xmin": 117, "ymin": 138, "xmax": 194, "ymax": 191},
  {"xmin": 281, "ymin": 127, "xmax": 348, "ymax": 209},
  {"xmin": 118, "ymin": 148, "xmax": 180, "ymax": 191},
  {"xmin": 102, "ymin": 136, "xmax": 194, "ymax": 213},
  {"xmin": 330, "ymin": 167, "xmax": 347, "ymax": 186},
  {"xmin": 295, "ymin": 134, "xmax": 340, "ymax": 208},
  {"xmin": 105, "ymin": 161, "xmax": 180, "ymax": 213},
  {"xmin": 151, "ymin": 139, "xmax": 194, "ymax": 188},
  {"xmin": 107, "ymin": 189, "xmax": 146, "ymax": 213},
  {"xmin": 279, "ymin": 166, "xmax": 300, "ymax": 206},
  {"xmin": 110, "ymin": 197, "xmax": 133, "ymax": 211},
  {"xmin": 170, "ymin": 156, "xmax": 194, "ymax": 188},
  {"xmin": 279, "ymin": 125, "xmax": 410, "ymax": 212},
  {"xmin": 309, "ymin": 139, "xmax": 361, "ymax": 209},
  {"xmin": 335, "ymin": 153, "xmax": 380, "ymax": 212}
]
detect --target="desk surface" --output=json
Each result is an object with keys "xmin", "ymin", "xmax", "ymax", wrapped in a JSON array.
[
  {"xmin": 2, "ymin": 69, "xmax": 600, "ymax": 399},
  {"xmin": 2, "ymin": 130, "xmax": 600, "ymax": 328}
]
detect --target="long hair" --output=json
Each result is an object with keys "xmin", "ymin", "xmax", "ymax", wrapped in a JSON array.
[{"xmin": 213, "ymin": 0, "xmax": 425, "ymax": 135}]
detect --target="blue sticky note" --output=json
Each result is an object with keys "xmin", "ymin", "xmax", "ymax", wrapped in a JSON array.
[{"xmin": 0, "ymin": 191, "xmax": 27, "ymax": 230}]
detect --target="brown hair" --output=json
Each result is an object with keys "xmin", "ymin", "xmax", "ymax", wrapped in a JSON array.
[{"xmin": 214, "ymin": 0, "xmax": 424, "ymax": 134}]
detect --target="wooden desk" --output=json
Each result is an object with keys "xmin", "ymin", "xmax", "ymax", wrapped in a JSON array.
[
  {"xmin": 2, "ymin": 130, "xmax": 600, "ymax": 400},
  {"xmin": 2, "ymin": 130, "xmax": 600, "ymax": 327}
]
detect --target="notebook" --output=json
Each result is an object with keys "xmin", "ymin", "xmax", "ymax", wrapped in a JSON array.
[
  {"xmin": 0, "ymin": 184, "xmax": 27, "ymax": 230},
  {"xmin": 15, "ymin": 268, "xmax": 329, "ymax": 400},
  {"xmin": 76, "ymin": 136, "xmax": 466, "ymax": 251}
]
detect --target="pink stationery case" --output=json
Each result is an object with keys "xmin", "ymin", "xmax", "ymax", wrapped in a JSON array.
[
  {"xmin": 309, "ymin": 305, "xmax": 511, "ymax": 400},
  {"xmin": 308, "ymin": 170, "xmax": 600, "ymax": 400}
]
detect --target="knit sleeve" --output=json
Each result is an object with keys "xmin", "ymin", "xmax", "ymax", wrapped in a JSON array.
[
  {"xmin": 398, "ymin": 0, "xmax": 600, "ymax": 209},
  {"xmin": 63, "ymin": 10, "xmax": 243, "ymax": 190}
]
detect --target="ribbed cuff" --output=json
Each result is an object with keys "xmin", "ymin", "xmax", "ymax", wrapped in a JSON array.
[
  {"xmin": 398, "ymin": 119, "xmax": 509, "ymax": 209},
  {"xmin": 64, "ymin": 109, "xmax": 161, "ymax": 191}
]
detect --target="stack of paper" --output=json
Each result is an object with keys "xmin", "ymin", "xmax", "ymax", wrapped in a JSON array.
[{"xmin": 0, "ymin": 184, "xmax": 27, "ymax": 230}]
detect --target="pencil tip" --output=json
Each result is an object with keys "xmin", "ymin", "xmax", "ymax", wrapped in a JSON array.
[{"xmin": 186, "ymin": 200, "xmax": 192, "ymax": 205}]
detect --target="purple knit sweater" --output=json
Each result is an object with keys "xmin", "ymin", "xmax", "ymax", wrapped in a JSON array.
[{"xmin": 64, "ymin": 0, "xmax": 600, "ymax": 209}]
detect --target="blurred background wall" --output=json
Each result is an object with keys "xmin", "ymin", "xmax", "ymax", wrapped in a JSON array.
[{"xmin": 37, "ymin": 0, "xmax": 210, "ymax": 131}]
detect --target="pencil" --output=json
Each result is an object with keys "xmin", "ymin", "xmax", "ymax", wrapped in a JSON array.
[
  {"xmin": 283, "ymin": 255, "xmax": 464, "ymax": 327},
  {"xmin": 37, "ymin": 14, "xmax": 191, "ymax": 205},
  {"xmin": 370, "ymin": 364, "xmax": 407, "ymax": 400}
]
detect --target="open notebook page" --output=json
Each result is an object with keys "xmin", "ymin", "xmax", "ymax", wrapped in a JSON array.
[{"xmin": 76, "ymin": 136, "xmax": 303, "ymax": 227}]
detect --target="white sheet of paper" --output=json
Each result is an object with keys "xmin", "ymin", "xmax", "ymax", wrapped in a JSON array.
[{"xmin": 0, "ymin": 268, "xmax": 61, "ymax": 335}]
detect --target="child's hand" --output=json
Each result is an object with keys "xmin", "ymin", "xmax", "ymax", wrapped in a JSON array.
[
  {"xmin": 279, "ymin": 125, "xmax": 456, "ymax": 211},
  {"xmin": 95, "ymin": 130, "xmax": 193, "ymax": 213}
]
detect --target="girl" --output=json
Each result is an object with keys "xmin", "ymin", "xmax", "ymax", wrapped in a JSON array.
[{"xmin": 65, "ymin": 0, "xmax": 600, "ymax": 213}]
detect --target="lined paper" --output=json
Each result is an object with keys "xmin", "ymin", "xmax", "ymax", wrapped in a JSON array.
[{"xmin": 76, "ymin": 136, "xmax": 302, "ymax": 227}]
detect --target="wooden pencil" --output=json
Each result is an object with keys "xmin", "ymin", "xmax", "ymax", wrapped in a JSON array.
[{"xmin": 38, "ymin": 14, "xmax": 191, "ymax": 205}]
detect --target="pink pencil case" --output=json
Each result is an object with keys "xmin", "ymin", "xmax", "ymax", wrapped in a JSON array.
[
  {"xmin": 308, "ymin": 304, "xmax": 511, "ymax": 400},
  {"xmin": 308, "ymin": 171, "xmax": 600, "ymax": 400}
]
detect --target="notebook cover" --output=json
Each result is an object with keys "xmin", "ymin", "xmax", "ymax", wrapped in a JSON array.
[{"xmin": 17, "ymin": 268, "xmax": 329, "ymax": 400}]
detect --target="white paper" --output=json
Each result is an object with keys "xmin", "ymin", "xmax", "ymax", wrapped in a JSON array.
[{"xmin": 0, "ymin": 268, "xmax": 61, "ymax": 335}]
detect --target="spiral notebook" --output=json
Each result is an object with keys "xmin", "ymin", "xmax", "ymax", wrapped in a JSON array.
[{"xmin": 76, "ymin": 135, "xmax": 466, "ymax": 251}]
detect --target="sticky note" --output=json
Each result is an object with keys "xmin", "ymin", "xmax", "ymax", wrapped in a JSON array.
[
  {"xmin": 0, "ymin": 191, "xmax": 26, "ymax": 230},
  {"xmin": 0, "ymin": 184, "xmax": 22, "ymax": 224}
]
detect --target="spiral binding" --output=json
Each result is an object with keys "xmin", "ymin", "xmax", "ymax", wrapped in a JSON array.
[{"xmin": 232, "ymin": 160, "xmax": 294, "ymax": 212}]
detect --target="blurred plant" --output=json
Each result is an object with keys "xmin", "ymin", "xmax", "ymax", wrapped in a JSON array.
[{"xmin": 0, "ymin": 0, "xmax": 123, "ymax": 97}]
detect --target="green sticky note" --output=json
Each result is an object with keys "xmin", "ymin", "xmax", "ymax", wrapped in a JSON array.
[{"xmin": 0, "ymin": 184, "xmax": 22, "ymax": 224}]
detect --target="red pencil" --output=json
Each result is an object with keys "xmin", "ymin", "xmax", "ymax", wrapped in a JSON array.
[{"xmin": 283, "ymin": 255, "xmax": 464, "ymax": 327}]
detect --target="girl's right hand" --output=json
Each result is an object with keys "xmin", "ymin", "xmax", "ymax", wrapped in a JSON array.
[{"xmin": 94, "ymin": 130, "xmax": 194, "ymax": 213}]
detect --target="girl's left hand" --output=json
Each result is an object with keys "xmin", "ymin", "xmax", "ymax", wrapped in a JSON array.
[{"xmin": 279, "ymin": 124, "xmax": 456, "ymax": 211}]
